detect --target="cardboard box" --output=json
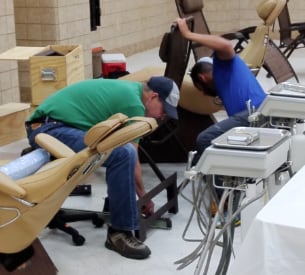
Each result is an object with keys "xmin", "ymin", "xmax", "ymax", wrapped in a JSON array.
[
  {"xmin": 101, "ymin": 53, "xmax": 126, "ymax": 77},
  {"xmin": 0, "ymin": 45, "xmax": 85, "ymax": 105},
  {"xmin": 0, "ymin": 103, "xmax": 30, "ymax": 146}
]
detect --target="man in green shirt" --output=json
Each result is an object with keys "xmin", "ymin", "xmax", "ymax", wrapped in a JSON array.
[{"xmin": 25, "ymin": 76, "xmax": 179, "ymax": 260}]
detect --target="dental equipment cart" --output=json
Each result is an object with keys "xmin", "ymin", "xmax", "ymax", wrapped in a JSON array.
[{"xmin": 177, "ymin": 82, "xmax": 305, "ymax": 275}]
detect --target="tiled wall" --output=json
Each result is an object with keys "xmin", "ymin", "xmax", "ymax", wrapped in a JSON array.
[
  {"xmin": 0, "ymin": 0, "xmax": 19, "ymax": 104},
  {"xmin": 13, "ymin": 0, "xmax": 179, "ymax": 79},
  {"xmin": 1, "ymin": 0, "xmax": 305, "ymax": 105},
  {"xmin": 204, "ymin": 0, "xmax": 305, "ymax": 38}
]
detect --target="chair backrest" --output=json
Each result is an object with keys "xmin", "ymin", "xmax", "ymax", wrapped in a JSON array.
[
  {"xmin": 263, "ymin": 38, "xmax": 299, "ymax": 83},
  {"xmin": 175, "ymin": 0, "xmax": 213, "ymax": 60},
  {"xmin": 277, "ymin": 0, "xmax": 305, "ymax": 58},
  {"xmin": 159, "ymin": 16, "xmax": 194, "ymax": 88},
  {"xmin": 277, "ymin": 1, "xmax": 292, "ymax": 47},
  {"xmin": 239, "ymin": 0, "xmax": 286, "ymax": 74}
]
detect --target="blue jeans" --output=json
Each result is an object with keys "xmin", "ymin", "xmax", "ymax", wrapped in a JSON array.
[
  {"xmin": 26, "ymin": 121, "xmax": 139, "ymax": 231},
  {"xmin": 194, "ymin": 110, "xmax": 250, "ymax": 164},
  {"xmin": 194, "ymin": 110, "xmax": 250, "ymax": 197}
]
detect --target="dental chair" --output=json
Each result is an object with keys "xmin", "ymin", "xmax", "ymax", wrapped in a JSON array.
[
  {"xmin": 120, "ymin": 18, "xmax": 195, "ymax": 240},
  {"xmin": 122, "ymin": 16, "xmax": 221, "ymax": 155},
  {"xmin": 278, "ymin": 0, "xmax": 305, "ymax": 58},
  {"xmin": 237, "ymin": 0, "xmax": 286, "ymax": 75},
  {"xmin": 263, "ymin": 38, "xmax": 299, "ymax": 84},
  {"xmin": 176, "ymin": 80, "xmax": 305, "ymax": 274},
  {"xmin": 0, "ymin": 113, "xmax": 157, "ymax": 272},
  {"xmin": 175, "ymin": 0, "xmax": 292, "ymax": 81},
  {"xmin": 175, "ymin": 0, "xmax": 213, "ymax": 60}
]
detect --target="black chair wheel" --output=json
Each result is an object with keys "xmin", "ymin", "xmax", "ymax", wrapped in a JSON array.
[
  {"xmin": 92, "ymin": 215, "xmax": 104, "ymax": 228},
  {"xmin": 72, "ymin": 234, "xmax": 85, "ymax": 246}
]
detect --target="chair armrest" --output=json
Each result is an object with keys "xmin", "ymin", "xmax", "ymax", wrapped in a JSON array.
[
  {"xmin": 222, "ymin": 31, "xmax": 246, "ymax": 40},
  {"xmin": 35, "ymin": 133, "xmax": 75, "ymax": 158},
  {"xmin": 222, "ymin": 26, "xmax": 256, "ymax": 40},
  {"xmin": 222, "ymin": 26, "xmax": 256, "ymax": 52},
  {"xmin": 290, "ymin": 22, "xmax": 305, "ymax": 32},
  {"xmin": 0, "ymin": 172, "xmax": 26, "ymax": 198}
]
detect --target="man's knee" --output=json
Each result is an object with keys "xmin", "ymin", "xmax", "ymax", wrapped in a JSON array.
[{"xmin": 110, "ymin": 143, "xmax": 137, "ymax": 164}]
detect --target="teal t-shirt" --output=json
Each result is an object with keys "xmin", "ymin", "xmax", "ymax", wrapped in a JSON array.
[{"xmin": 28, "ymin": 78, "xmax": 144, "ymax": 131}]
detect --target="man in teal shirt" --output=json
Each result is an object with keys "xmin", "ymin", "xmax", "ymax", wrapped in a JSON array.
[{"xmin": 26, "ymin": 76, "xmax": 180, "ymax": 260}]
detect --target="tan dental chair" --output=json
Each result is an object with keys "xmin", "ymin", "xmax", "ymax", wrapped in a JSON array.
[
  {"xmin": 238, "ymin": 0, "xmax": 286, "ymax": 75},
  {"xmin": 0, "ymin": 114, "xmax": 157, "ymax": 271}
]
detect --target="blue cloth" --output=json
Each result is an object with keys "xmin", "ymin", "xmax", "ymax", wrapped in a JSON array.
[
  {"xmin": 26, "ymin": 122, "xmax": 139, "ymax": 231},
  {"xmin": 213, "ymin": 55, "xmax": 266, "ymax": 116}
]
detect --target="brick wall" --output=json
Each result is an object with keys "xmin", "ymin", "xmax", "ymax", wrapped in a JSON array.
[{"xmin": 0, "ymin": 0, "xmax": 19, "ymax": 104}]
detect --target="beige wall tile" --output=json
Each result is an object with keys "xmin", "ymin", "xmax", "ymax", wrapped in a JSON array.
[
  {"xmin": 40, "ymin": 8, "xmax": 58, "ymax": 24},
  {"xmin": 41, "ymin": 24, "xmax": 58, "ymax": 40},
  {"xmin": 26, "ymin": 24, "xmax": 42, "ymax": 40},
  {"xmin": 25, "ymin": 0, "xmax": 40, "ymax": 8},
  {"xmin": 14, "ymin": 0, "xmax": 27, "ymax": 8},
  {"xmin": 39, "ymin": 0, "xmax": 58, "ymax": 8},
  {"xmin": 0, "ymin": 87, "xmax": 20, "ymax": 103},
  {"xmin": 0, "ymin": 0, "xmax": 19, "ymax": 104},
  {"xmin": 14, "ymin": 8, "xmax": 28, "ymax": 23}
]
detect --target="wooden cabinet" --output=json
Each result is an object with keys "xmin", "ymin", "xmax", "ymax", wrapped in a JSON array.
[{"xmin": 0, "ymin": 45, "xmax": 84, "ymax": 106}]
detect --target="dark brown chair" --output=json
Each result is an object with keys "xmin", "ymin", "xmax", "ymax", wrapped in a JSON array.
[
  {"xmin": 278, "ymin": 0, "xmax": 305, "ymax": 58},
  {"xmin": 175, "ymin": 0, "xmax": 213, "ymax": 60},
  {"xmin": 263, "ymin": 39, "xmax": 299, "ymax": 83}
]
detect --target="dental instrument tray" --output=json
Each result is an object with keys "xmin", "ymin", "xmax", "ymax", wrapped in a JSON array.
[
  {"xmin": 269, "ymin": 82, "xmax": 305, "ymax": 98},
  {"xmin": 258, "ymin": 82, "xmax": 305, "ymax": 119},
  {"xmin": 212, "ymin": 127, "xmax": 290, "ymax": 151}
]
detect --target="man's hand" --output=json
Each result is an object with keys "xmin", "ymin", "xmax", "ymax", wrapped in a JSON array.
[
  {"xmin": 175, "ymin": 17, "xmax": 191, "ymax": 39},
  {"xmin": 141, "ymin": 200, "xmax": 155, "ymax": 217}
]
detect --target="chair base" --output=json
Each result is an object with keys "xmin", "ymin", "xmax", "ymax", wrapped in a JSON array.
[
  {"xmin": 0, "ymin": 239, "xmax": 57, "ymax": 274},
  {"xmin": 48, "ymin": 172, "xmax": 178, "ymax": 243},
  {"xmin": 47, "ymin": 209, "xmax": 104, "ymax": 246},
  {"xmin": 100, "ymin": 172, "xmax": 178, "ymax": 241},
  {"xmin": 137, "ymin": 172, "xmax": 178, "ymax": 241}
]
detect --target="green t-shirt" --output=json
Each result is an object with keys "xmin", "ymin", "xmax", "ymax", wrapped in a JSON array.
[{"xmin": 28, "ymin": 78, "xmax": 144, "ymax": 131}]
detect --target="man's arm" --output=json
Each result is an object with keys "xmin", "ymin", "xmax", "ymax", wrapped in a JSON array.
[{"xmin": 175, "ymin": 17, "xmax": 235, "ymax": 60}]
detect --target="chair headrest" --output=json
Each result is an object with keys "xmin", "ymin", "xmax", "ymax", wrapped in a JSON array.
[
  {"xmin": 84, "ymin": 113, "xmax": 128, "ymax": 149},
  {"xmin": 96, "ymin": 117, "xmax": 158, "ymax": 153},
  {"xmin": 182, "ymin": 0, "xmax": 203, "ymax": 13},
  {"xmin": 256, "ymin": 0, "xmax": 286, "ymax": 26}
]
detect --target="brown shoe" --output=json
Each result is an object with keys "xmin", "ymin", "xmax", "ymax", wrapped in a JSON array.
[
  {"xmin": 210, "ymin": 201, "xmax": 218, "ymax": 217},
  {"xmin": 105, "ymin": 229, "xmax": 151, "ymax": 260},
  {"xmin": 210, "ymin": 200, "xmax": 229, "ymax": 217}
]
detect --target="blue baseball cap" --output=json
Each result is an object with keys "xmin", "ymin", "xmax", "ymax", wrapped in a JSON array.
[{"xmin": 147, "ymin": 76, "xmax": 180, "ymax": 119}]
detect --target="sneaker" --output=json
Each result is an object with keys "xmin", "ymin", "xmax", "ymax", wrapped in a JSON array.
[
  {"xmin": 215, "ymin": 212, "xmax": 241, "ymax": 229},
  {"xmin": 105, "ymin": 230, "xmax": 151, "ymax": 260}
]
